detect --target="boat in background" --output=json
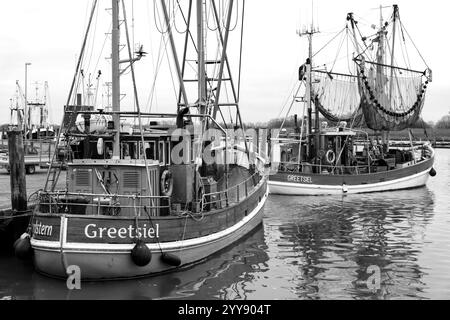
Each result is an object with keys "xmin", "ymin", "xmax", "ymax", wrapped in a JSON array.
[
  {"xmin": 269, "ymin": 5, "xmax": 436, "ymax": 195},
  {"xmin": 24, "ymin": 0, "xmax": 267, "ymax": 280},
  {"xmin": 0, "ymin": 81, "xmax": 56, "ymax": 174}
]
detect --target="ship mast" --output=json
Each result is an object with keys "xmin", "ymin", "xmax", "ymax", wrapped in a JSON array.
[
  {"xmin": 111, "ymin": 0, "xmax": 121, "ymax": 159},
  {"xmin": 376, "ymin": 5, "xmax": 388, "ymax": 101},
  {"xmin": 298, "ymin": 23, "xmax": 319, "ymax": 161},
  {"xmin": 388, "ymin": 4, "xmax": 398, "ymax": 106},
  {"xmin": 197, "ymin": 0, "xmax": 207, "ymax": 118}
]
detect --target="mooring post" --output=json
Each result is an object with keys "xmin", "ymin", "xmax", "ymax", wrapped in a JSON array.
[{"xmin": 8, "ymin": 129, "xmax": 28, "ymax": 240}]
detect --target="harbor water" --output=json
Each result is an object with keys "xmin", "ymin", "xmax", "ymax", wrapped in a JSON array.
[{"xmin": 0, "ymin": 149, "xmax": 449, "ymax": 300}]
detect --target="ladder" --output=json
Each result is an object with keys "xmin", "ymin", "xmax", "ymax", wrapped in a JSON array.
[
  {"xmin": 43, "ymin": 139, "xmax": 68, "ymax": 192},
  {"xmin": 43, "ymin": 108, "xmax": 74, "ymax": 192}
]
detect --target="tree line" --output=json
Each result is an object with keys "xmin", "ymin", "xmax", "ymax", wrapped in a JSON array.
[{"xmin": 245, "ymin": 115, "xmax": 448, "ymax": 130}]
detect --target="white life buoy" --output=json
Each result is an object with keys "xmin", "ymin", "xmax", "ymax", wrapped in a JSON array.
[
  {"xmin": 97, "ymin": 138, "xmax": 104, "ymax": 155},
  {"xmin": 325, "ymin": 149, "xmax": 336, "ymax": 164},
  {"xmin": 160, "ymin": 170, "xmax": 173, "ymax": 197}
]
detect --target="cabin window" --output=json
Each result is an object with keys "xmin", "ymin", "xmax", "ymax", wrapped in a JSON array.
[
  {"xmin": 104, "ymin": 142, "xmax": 113, "ymax": 159},
  {"xmin": 121, "ymin": 142, "xmax": 139, "ymax": 159},
  {"xmin": 166, "ymin": 141, "xmax": 170, "ymax": 165},
  {"xmin": 121, "ymin": 143, "xmax": 130, "ymax": 159},
  {"xmin": 159, "ymin": 141, "xmax": 165, "ymax": 164},
  {"xmin": 143, "ymin": 141, "xmax": 156, "ymax": 160}
]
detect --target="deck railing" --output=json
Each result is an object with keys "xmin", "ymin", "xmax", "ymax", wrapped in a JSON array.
[
  {"xmin": 276, "ymin": 162, "xmax": 375, "ymax": 175},
  {"xmin": 201, "ymin": 172, "xmax": 263, "ymax": 209},
  {"xmin": 38, "ymin": 191, "xmax": 170, "ymax": 216}
]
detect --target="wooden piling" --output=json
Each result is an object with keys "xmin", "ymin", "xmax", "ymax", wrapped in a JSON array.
[{"xmin": 8, "ymin": 129, "xmax": 28, "ymax": 240}]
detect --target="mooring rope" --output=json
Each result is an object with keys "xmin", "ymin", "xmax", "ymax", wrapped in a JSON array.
[{"xmin": 0, "ymin": 211, "xmax": 33, "ymax": 220}]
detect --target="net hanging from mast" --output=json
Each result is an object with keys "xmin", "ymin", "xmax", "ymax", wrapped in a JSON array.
[
  {"xmin": 311, "ymin": 70, "xmax": 363, "ymax": 126},
  {"xmin": 357, "ymin": 60, "xmax": 429, "ymax": 131},
  {"xmin": 350, "ymin": 5, "xmax": 432, "ymax": 131}
]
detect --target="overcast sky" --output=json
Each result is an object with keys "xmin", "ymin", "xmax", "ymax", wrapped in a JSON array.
[{"xmin": 1, "ymin": 0, "xmax": 449, "ymax": 126}]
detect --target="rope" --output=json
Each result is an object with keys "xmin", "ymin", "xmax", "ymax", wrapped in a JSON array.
[
  {"xmin": 0, "ymin": 211, "xmax": 33, "ymax": 220},
  {"xmin": 143, "ymin": 206, "xmax": 164, "ymax": 254},
  {"xmin": 312, "ymin": 26, "xmax": 346, "ymax": 59},
  {"xmin": 154, "ymin": 0, "xmax": 169, "ymax": 34},
  {"xmin": 277, "ymin": 82, "xmax": 303, "ymax": 137},
  {"xmin": 122, "ymin": 0, "xmax": 156, "ymax": 213},
  {"xmin": 44, "ymin": 0, "xmax": 98, "ymax": 192},
  {"xmin": 399, "ymin": 19, "xmax": 429, "ymax": 69},
  {"xmin": 173, "ymin": 0, "xmax": 188, "ymax": 34}
]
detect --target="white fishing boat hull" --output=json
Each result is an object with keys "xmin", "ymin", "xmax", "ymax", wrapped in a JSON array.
[
  {"xmin": 31, "ymin": 188, "xmax": 268, "ymax": 280},
  {"xmin": 269, "ymin": 149, "xmax": 435, "ymax": 196},
  {"xmin": 268, "ymin": 167, "xmax": 432, "ymax": 195}
]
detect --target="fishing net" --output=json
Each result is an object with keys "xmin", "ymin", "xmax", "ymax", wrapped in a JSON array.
[
  {"xmin": 311, "ymin": 70, "xmax": 364, "ymax": 126},
  {"xmin": 358, "ymin": 61, "xmax": 428, "ymax": 131}
]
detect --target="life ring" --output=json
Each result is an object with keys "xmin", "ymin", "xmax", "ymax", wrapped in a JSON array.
[
  {"xmin": 325, "ymin": 150, "xmax": 336, "ymax": 164},
  {"xmin": 160, "ymin": 170, "xmax": 173, "ymax": 197}
]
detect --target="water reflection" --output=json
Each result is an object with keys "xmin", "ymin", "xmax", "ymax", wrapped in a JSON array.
[
  {"xmin": 2, "ymin": 149, "xmax": 450, "ymax": 300},
  {"xmin": 4, "ymin": 224, "xmax": 269, "ymax": 300},
  {"xmin": 266, "ymin": 187, "xmax": 435, "ymax": 299}
]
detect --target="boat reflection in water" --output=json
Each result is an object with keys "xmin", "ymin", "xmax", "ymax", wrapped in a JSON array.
[
  {"xmin": 29, "ymin": 224, "xmax": 269, "ymax": 300},
  {"xmin": 266, "ymin": 187, "xmax": 435, "ymax": 299}
]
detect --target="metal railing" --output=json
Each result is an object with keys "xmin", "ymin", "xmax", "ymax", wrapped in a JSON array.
[
  {"xmin": 276, "ymin": 161, "xmax": 377, "ymax": 175},
  {"xmin": 201, "ymin": 172, "xmax": 263, "ymax": 209},
  {"xmin": 38, "ymin": 191, "xmax": 170, "ymax": 216}
]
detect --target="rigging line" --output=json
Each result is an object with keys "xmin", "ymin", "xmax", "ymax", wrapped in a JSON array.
[
  {"xmin": 147, "ymin": 0, "xmax": 182, "ymax": 112},
  {"xmin": 399, "ymin": 32, "xmax": 411, "ymax": 71},
  {"xmin": 92, "ymin": 26, "xmax": 111, "ymax": 77},
  {"xmin": 207, "ymin": 0, "xmax": 219, "ymax": 31},
  {"xmin": 160, "ymin": 1, "xmax": 181, "ymax": 99},
  {"xmin": 346, "ymin": 27, "xmax": 355, "ymax": 76},
  {"xmin": 132, "ymin": 0, "xmax": 135, "ymax": 60},
  {"xmin": 312, "ymin": 26, "xmax": 346, "ymax": 59},
  {"xmin": 385, "ymin": 39, "xmax": 406, "ymax": 110},
  {"xmin": 164, "ymin": 35, "xmax": 180, "ymax": 101},
  {"xmin": 399, "ymin": 20, "xmax": 429, "ymax": 69},
  {"xmin": 175, "ymin": 0, "xmax": 198, "ymax": 53},
  {"xmin": 154, "ymin": 0, "xmax": 169, "ymax": 34},
  {"xmin": 144, "ymin": 0, "xmax": 159, "ymax": 114},
  {"xmin": 237, "ymin": 0, "xmax": 245, "ymax": 102},
  {"xmin": 276, "ymin": 78, "xmax": 298, "ymax": 120},
  {"xmin": 173, "ymin": 0, "xmax": 188, "ymax": 33},
  {"xmin": 330, "ymin": 27, "xmax": 347, "ymax": 73},
  {"xmin": 277, "ymin": 82, "xmax": 303, "ymax": 137},
  {"xmin": 93, "ymin": 75, "xmax": 101, "ymax": 107},
  {"xmin": 145, "ymin": 33, "xmax": 169, "ymax": 113},
  {"xmin": 225, "ymin": 0, "xmax": 239, "ymax": 31},
  {"xmin": 131, "ymin": 0, "xmax": 136, "ymax": 114},
  {"xmin": 44, "ymin": 0, "xmax": 98, "ymax": 192},
  {"xmin": 399, "ymin": 22, "xmax": 412, "ymax": 70},
  {"xmin": 122, "ymin": 0, "xmax": 155, "ymax": 210},
  {"xmin": 147, "ymin": 31, "xmax": 177, "ymax": 115},
  {"xmin": 355, "ymin": 23, "xmax": 371, "ymax": 56},
  {"xmin": 84, "ymin": 2, "xmax": 100, "ymax": 76}
]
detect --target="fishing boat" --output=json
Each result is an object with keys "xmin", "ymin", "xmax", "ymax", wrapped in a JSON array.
[
  {"xmin": 0, "ymin": 81, "xmax": 55, "ymax": 174},
  {"xmin": 21, "ymin": 0, "xmax": 267, "ymax": 280},
  {"xmin": 269, "ymin": 5, "xmax": 436, "ymax": 196}
]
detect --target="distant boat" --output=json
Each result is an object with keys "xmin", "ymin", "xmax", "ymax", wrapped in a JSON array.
[
  {"xmin": 269, "ymin": 5, "xmax": 435, "ymax": 195},
  {"xmin": 25, "ymin": 0, "xmax": 267, "ymax": 280},
  {"xmin": 0, "ymin": 81, "xmax": 55, "ymax": 174}
]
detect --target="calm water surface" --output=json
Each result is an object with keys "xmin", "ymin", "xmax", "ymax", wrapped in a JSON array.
[{"xmin": 0, "ymin": 149, "xmax": 449, "ymax": 300}]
